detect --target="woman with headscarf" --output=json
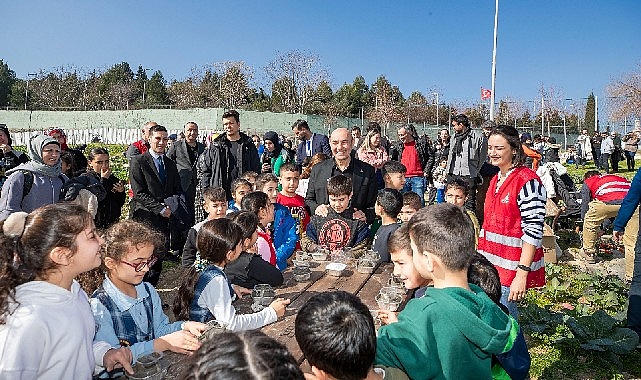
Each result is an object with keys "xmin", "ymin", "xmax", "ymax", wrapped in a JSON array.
[
  {"xmin": 0, "ymin": 124, "xmax": 30, "ymax": 190},
  {"xmin": 260, "ymin": 131, "xmax": 291, "ymax": 176},
  {"xmin": 0, "ymin": 135, "xmax": 67, "ymax": 221},
  {"xmin": 46, "ymin": 127, "xmax": 88, "ymax": 177}
]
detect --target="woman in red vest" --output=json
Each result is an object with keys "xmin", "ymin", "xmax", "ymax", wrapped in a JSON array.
[{"xmin": 478, "ymin": 125, "xmax": 547, "ymax": 317}]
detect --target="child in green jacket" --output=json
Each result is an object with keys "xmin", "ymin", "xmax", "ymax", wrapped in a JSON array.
[{"xmin": 375, "ymin": 203, "xmax": 519, "ymax": 380}]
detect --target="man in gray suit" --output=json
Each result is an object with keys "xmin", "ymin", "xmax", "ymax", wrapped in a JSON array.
[{"xmin": 167, "ymin": 121, "xmax": 205, "ymax": 220}]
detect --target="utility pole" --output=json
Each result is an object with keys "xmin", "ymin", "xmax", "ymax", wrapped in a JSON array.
[{"xmin": 489, "ymin": 0, "xmax": 499, "ymax": 121}]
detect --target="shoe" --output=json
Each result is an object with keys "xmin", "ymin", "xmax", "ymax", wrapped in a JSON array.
[{"xmin": 580, "ymin": 248, "xmax": 597, "ymax": 264}]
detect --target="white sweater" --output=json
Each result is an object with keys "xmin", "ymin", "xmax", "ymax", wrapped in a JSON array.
[{"xmin": 0, "ymin": 280, "xmax": 110, "ymax": 380}]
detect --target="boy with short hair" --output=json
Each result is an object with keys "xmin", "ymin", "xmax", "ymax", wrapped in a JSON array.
[
  {"xmin": 372, "ymin": 189, "xmax": 403, "ymax": 262},
  {"xmin": 445, "ymin": 178, "xmax": 480, "ymax": 244},
  {"xmin": 295, "ymin": 291, "xmax": 408, "ymax": 380},
  {"xmin": 181, "ymin": 186, "xmax": 228, "ymax": 267},
  {"xmin": 255, "ymin": 173, "xmax": 298, "ymax": 270},
  {"xmin": 227, "ymin": 178, "xmax": 252, "ymax": 214},
  {"xmin": 382, "ymin": 161, "xmax": 407, "ymax": 191},
  {"xmin": 240, "ymin": 171, "xmax": 258, "ymax": 188},
  {"xmin": 302, "ymin": 174, "xmax": 370, "ymax": 256},
  {"xmin": 398, "ymin": 192, "xmax": 422, "ymax": 223},
  {"xmin": 375, "ymin": 203, "xmax": 518, "ymax": 379},
  {"xmin": 276, "ymin": 163, "xmax": 310, "ymax": 251}
]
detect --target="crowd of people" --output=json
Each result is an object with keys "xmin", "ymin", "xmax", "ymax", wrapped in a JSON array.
[{"xmin": 0, "ymin": 111, "xmax": 640, "ymax": 379}]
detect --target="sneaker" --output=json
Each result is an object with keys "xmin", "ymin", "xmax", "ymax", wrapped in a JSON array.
[{"xmin": 580, "ymin": 248, "xmax": 597, "ymax": 264}]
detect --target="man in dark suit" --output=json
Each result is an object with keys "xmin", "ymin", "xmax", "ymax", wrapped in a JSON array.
[
  {"xmin": 292, "ymin": 119, "xmax": 332, "ymax": 166},
  {"xmin": 305, "ymin": 127, "xmax": 377, "ymax": 224},
  {"xmin": 129, "ymin": 124, "xmax": 182, "ymax": 285}
]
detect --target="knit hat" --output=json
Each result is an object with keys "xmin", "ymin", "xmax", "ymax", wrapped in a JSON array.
[
  {"xmin": 263, "ymin": 131, "xmax": 279, "ymax": 144},
  {"xmin": 520, "ymin": 132, "xmax": 532, "ymax": 143},
  {"xmin": 0, "ymin": 124, "xmax": 12, "ymax": 146}
]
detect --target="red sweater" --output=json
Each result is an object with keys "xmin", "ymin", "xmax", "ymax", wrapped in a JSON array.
[{"xmin": 478, "ymin": 167, "xmax": 546, "ymax": 288}]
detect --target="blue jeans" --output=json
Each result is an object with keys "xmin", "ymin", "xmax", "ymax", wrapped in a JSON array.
[
  {"xmin": 500, "ymin": 285, "xmax": 519, "ymax": 319},
  {"xmin": 403, "ymin": 176, "xmax": 426, "ymax": 206}
]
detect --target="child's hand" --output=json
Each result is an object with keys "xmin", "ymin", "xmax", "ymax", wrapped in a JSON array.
[
  {"xmin": 103, "ymin": 347, "xmax": 133, "ymax": 374},
  {"xmin": 377, "ymin": 310, "xmax": 398, "ymax": 325},
  {"xmin": 154, "ymin": 330, "xmax": 201, "ymax": 354},
  {"xmin": 269, "ymin": 298, "xmax": 291, "ymax": 317},
  {"xmin": 183, "ymin": 321, "xmax": 207, "ymax": 337},
  {"xmin": 315, "ymin": 204, "xmax": 329, "ymax": 217},
  {"xmin": 232, "ymin": 284, "xmax": 252, "ymax": 298}
]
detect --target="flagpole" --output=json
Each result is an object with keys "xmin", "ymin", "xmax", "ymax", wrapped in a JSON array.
[{"xmin": 489, "ymin": 0, "xmax": 499, "ymax": 122}]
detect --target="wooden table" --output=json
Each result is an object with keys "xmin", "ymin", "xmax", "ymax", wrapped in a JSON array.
[{"xmin": 162, "ymin": 261, "xmax": 402, "ymax": 378}]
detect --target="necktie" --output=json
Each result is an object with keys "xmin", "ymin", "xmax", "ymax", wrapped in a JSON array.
[
  {"xmin": 157, "ymin": 156, "xmax": 166, "ymax": 183},
  {"xmin": 306, "ymin": 140, "xmax": 312, "ymax": 156}
]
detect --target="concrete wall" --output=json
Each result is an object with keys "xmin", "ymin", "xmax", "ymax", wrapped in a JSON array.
[{"xmin": 0, "ymin": 109, "xmax": 363, "ymax": 146}]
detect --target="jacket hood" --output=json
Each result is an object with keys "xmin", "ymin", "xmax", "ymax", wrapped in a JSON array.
[
  {"xmin": 425, "ymin": 284, "xmax": 518, "ymax": 355},
  {"xmin": 13, "ymin": 280, "xmax": 83, "ymax": 306}
]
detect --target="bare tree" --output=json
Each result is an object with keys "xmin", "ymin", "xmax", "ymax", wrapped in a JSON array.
[
  {"xmin": 607, "ymin": 62, "xmax": 641, "ymax": 121},
  {"xmin": 213, "ymin": 61, "xmax": 254, "ymax": 109},
  {"xmin": 265, "ymin": 50, "xmax": 329, "ymax": 113}
]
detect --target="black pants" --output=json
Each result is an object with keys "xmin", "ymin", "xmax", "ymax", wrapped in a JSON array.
[{"xmin": 132, "ymin": 209, "xmax": 170, "ymax": 286}]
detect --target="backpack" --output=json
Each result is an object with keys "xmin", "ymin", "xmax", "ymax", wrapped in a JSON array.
[{"xmin": 20, "ymin": 170, "xmax": 67, "ymax": 203}]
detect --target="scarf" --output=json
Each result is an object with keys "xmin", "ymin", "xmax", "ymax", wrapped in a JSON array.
[
  {"xmin": 7, "ymin": 135, "xmax": 63, "ymax": 178},
  {"xmin": 45, "ymin": 127, "xmax": 69, "ymax": 151},
  {"xmin": 452, "ymin": 128, "xmax": 471, "ymax": 156}
]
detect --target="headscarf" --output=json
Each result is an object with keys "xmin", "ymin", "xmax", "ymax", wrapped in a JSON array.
[
  {"xmin": 0, "ymin": 124, "xmax": 12, "ymax": 146},
  {"xmin": 6, "ymin": 135, "xmax": 62, "ymax": 178},
  {"xmin": 263, "ymin": 131, "xmax": 282, "ymax": 158},
  {"xmin": 45, "ymin": 127, "xmax": 69, "ymax": 150}
]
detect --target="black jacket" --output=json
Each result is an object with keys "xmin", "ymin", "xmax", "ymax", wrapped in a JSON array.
[
  {"xmin": 305, "ymin": 155, "xmax": 377, "ymax": 224},
  {"xmin": 200, "ymin": 132, "xmax": 260, "ymax": 200}
]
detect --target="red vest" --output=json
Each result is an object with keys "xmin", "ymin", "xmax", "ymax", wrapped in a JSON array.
[
  {"xmin": 585, "ymin": 174, "xmax": 630, "ymax": 203},
  {"xmin": 478, "ymin": 166, "xmax": 546, "ymax": 288}
]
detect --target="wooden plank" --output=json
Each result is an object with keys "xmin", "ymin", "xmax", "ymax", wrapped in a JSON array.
[
  {"xmin": 260, "ymin": 261, "xmax": 378, "ymax": 363},
  {"xmin": 355, "ymin": 263, "xmax": 400, "ymax": 311}
]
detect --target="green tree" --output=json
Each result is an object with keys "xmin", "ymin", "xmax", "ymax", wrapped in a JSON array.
[
  {"xmin": 307, "ymin": 80, "xmax": 333, "ymax": 115},
  {"xmin": 144, "ymin": 71, "xmax": 169, "ymax": 106},
  {"xmin": 98, "ymin": 62, "xmax": 135, "ymax": 110},
  {"xmin": 247, "ymin": 88, "xmax": 271, "ymax": 112},
  {"xmin": 0, "ymin": 60, "xmax": 17, "ymax": 107},
  {"xmin": 584, "ymin": 92, "xmax": 596, "ymax": 133}
]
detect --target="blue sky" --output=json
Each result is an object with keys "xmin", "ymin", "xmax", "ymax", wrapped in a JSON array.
[{"xmin": 2, "ymin": 1, "xmax": 640, "ymax": 110}]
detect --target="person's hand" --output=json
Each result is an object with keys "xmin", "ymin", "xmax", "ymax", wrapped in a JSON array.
[
  {"xmin": 103, "ymin": 347, "xmax": 133, "ymax": 374},
  {"xmin": 182, "ymin": 321, "xmax": 207, "ymax": 337},
  {"xmin": 307, "ymin": 243, "xmax": 319, "ymax": 252},
  {"xmin": 613, "ymin": 230, "xmax": 624, "ymax": 242},
  {"xmin": 0, "ymin": 144, "xmax": 11, "ymax": 154},
  {"xmin": 377, "ymin": 310, "xmax": 398, "ymax": 325},
  {"xmin": 100, "ymin": 166, "xmax": 112, "ymax": 179},
  {"xmin": 261, "ymin": 163, "xmax": 272, "ymax": 173},
  {"xmin": 269, "ymin": 298, "xmax": 291, "ymax": 317},
  {"xmin": 154, "ymin": 330, "xmax": 201, "ymax": 354},
  {"xmin": 315, "ymin": 204, "xmax": 329, "ymax": 217},
  {"xmin": 353, "ymin": 209, "xmax": 366, "ymax": 222},
  {"xmin": 112, "ymin": 181, "xmax": 125, "ymax": 193},
  {"xmin": 232, "ymin": 284, "xmax": 252, "ymax": 298},
  {"xmin": 161, "ymin": 208, "xmax": 172, "ymax": 218},
  {"xmin": 508, "ymin": 270, "xmax": 528, "ymax": 302}
]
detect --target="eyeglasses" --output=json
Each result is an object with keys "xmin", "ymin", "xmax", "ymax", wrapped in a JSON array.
[{"xmin": 120, "ymin": 256, "xmax": 158, "ymax": 272}]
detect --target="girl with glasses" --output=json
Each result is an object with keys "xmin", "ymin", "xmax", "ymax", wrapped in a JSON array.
[{"xmin": 90, "ymin": 220, "xmax": 207, "ymax": 374}]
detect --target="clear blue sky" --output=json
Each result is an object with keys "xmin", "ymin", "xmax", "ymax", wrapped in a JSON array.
[{"xmin": 2, "ymin": 1, "xmax": 640, "ymax": 110}]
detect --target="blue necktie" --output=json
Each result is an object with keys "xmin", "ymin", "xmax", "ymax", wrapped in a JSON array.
[{"xmin": 157, "ymin": 156, "xmax": 166, "ymax": 183}]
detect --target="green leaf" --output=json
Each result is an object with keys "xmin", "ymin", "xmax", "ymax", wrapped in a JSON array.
[
  {"xmin": 610, "ymin": 328, "xmax": 640, "ymax": 355},
  {"xmin": 580, "ymin": 342, "xmax": 607, "ymax": 351}
]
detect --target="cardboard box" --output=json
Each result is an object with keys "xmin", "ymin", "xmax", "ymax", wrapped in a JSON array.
[{"xmin": 542, "ymin": 223, "xmax": 558, "ymax": 263}]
